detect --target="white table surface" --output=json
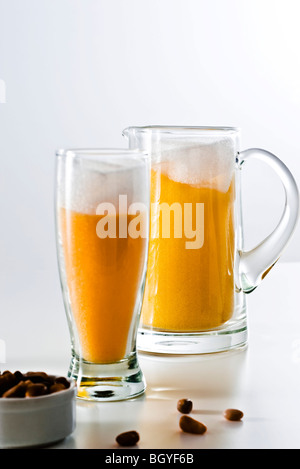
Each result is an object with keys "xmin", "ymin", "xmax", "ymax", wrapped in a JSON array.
[{"xmin": 2, "ymin": 262, "xmax": 300, "ymax": 450}]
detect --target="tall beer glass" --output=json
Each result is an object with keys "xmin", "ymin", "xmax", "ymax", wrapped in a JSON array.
[{"xmin": 55, "ymin": 149, "xmax": 150, "ymax": 401}]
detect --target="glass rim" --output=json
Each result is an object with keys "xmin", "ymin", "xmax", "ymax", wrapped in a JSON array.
[
  {"xmin": 56, "ymin": 147, "xmax": 149, "ymax": 161},
  {"xmin": 123, "ymin": 125, "xmax": 240, "ymax": 136}
]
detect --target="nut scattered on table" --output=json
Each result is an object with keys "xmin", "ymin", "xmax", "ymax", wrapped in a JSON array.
[
  {"xmin": 177, "ymin": 398, "xmax": 193, "ymax": 414},
  {"xmin": 115, "ymin": 430, "xmax": 140, "ymax": 447},
  {"xmin": 223, "ymin": 408, "xmax": 244, "ymax": 421},
  {"xmin": 179, "ymin": 415, "xmax": 207, "ymax": 435},
  {"xmin": 0, "ymin": 370, "xmax": 70, "ymax": 398}
]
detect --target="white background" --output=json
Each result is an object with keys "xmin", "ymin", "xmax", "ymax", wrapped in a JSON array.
[{"xmin": 0, "ymin": 0, "xmax": 299, "ymax": 363}]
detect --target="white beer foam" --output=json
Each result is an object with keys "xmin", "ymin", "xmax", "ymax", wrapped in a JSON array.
[
  {"xmin": 58, "ymin": 155, "xmax": 148, "ymax": 214},
  {"xmin": 153, "ymin": 137, "xmax": 235, "ymax": 193}
]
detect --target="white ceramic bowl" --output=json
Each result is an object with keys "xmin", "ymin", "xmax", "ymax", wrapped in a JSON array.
[{"xmin": 0, "ymin": 376, "xmax": 76, "ymax": 448}]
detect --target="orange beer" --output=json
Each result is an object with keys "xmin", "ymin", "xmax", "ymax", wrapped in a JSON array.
[
  {"xmin": 141, "ymin": 164, "xmax": 235, "ymax": 331},
  {"xmin": 60, "ymin": 209, "xmax": 147, "ymax": 363}
]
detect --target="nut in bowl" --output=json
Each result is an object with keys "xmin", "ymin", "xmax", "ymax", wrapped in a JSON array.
[{"xmin": 0, "ymin": 370, "xmax": 76, "ymax": 449}]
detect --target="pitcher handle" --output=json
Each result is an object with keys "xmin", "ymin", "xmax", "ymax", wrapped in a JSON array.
[{"xmin": 238, "ymin": 148, "xmax": 299, "ymax": 293}]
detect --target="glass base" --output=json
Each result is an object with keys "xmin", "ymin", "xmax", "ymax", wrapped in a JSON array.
[
  {"xmin": 137, "ymin": 318, "xmax": 248, "ymax": 355},
  {"xmin": 68, "ymin": 352, "xmax": 146, "ymax": 402}
]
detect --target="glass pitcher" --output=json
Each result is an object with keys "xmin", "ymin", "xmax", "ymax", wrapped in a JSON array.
[{"xmin": 123, "ymin": 126, "xmax": 299, "ymax": 355}]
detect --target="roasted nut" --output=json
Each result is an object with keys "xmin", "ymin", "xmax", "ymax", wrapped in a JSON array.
[
  {"xmin": 2, "ymin": 381, "xmax": 27, "ymax": 398},
  {"xmin": 179, "ymin": 415, "xmax": 207, "ymax": 435},
  {"xmin": 116, "ymin": 431, "xmax": 140, "ymax": 446},
  {"xmin": 54, "ymin": 376, "xmax": 70, "ymax": 389},
  {"xmin": 177, "ymin": 398, "xmax": 193, "ymax": 414},
  {"xmin": 0, "ymin": 372, "xmax": 18, "ymax": 396},
  {"xmin": 25, "ymin": 383, "xmax": 48, "ymax": 397},
  {"xmin": 49, "ymin": 382, "xmax": 67, "ymax": 393},
  {"xmin": 223, "ymin": 408, "xmax": 244, "ymax": 421},
  {"xmin": 13, "ymin": 370, "xmax": 24, "ymax": 382},
  {"xmin": 23, "ymin": 371, "xmax": 52, "ymax": 384}
]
